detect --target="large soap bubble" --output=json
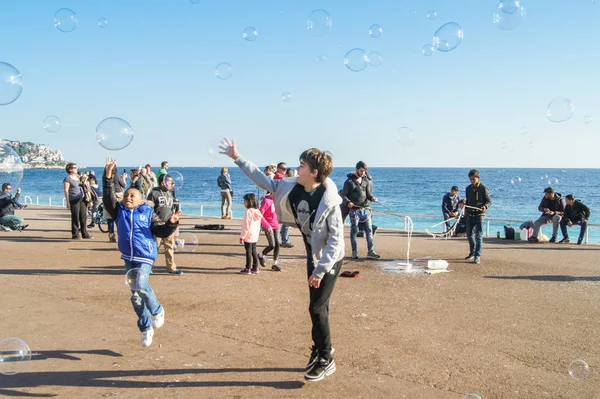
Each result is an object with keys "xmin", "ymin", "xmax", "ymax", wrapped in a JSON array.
[
  {"xmin": 169, "ymin": 170, "xmax": 184, "ymax": 191},
  {"xmin": 396, "ymin": 127, "xmax": 415, "ymax": 147},
  {"xmin": 96, "ymin": 117, "xmax": 134, "ymax": 151},
  {"xmin": 432, "ymin": 22, "xmax": 464, "ymax": 52},
  {"xmin": 344, "ymin": 48, "xmax": 369, "ymax": 72},
  {"xmin": 493, "ymin": 1, "xmax": 526, "ymax": 31},
  {"xmin": 125, "ymin": 268, "xmax": 149, "ymax": 291},
  {"xmin": 242, "ymin": 26, "xmax": 258, "ymax": 41},
  {"xmin": 422, "ymin": 44, "xmax": 434, "ymax": 56},
  {"xmin": 97, "ymin": 18, "xmax": 108, "ymax": 28},
  {"xmin": 307, "ymin": 9, "xmax": 332, "ymax": 37},
  {"xmin": 0, "ymin": 62, "xmax": 23, "ymax": 106},
  {"xmin": 215, "ymin": 62, "xmax": 232, "ymax": 80},
  {"xmin": 0, "ymin": 144, "xmax": 24, "ymax": 189},
  {"xmin": 0, "ymin": 338, "xmax": 31, "ymax": 375},
  {"xmin": 547, "ymin": 97, "xmax": 574, "ymax": 123},
  {"xmin": 53, "ymin": 8, "xmax": 78, "ymax": 33},
  {"xmin": 43, "ymin": 115, "xmax": 61, "ymax": 133},
  {"xmin": 369, "ymin": 24, "xmax": 382, "ymax": 38}
]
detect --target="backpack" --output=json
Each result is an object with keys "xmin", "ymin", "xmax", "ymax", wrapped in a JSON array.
[{"xmin": 504, "ymin": 225, "xmax": 515, "ymax": 240}]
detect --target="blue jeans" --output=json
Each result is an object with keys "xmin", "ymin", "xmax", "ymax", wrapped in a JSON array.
[
  {"xmin": 125, "ymin": 261, "xmax": 162, "ymax": 332},
  {"xmin": 280, "ymin": 224, "xmax": 290, "ymax": 244},
  {"xmin": 0, "ymin": 215, "xmax": 24, "ymax": 229},
  {"xmin": 466, "ymin": 215, "xmax": 483, "ymax": 257},
  {"xmin": 443, "ymin": 212, "xmax": 452, "ymax": 231},
  {"xmin": 560, "ymin": 219, "xmax": 587, "ymax": 240},
  {"xmin": 349, "ymin": 209, "xmax": 374, "ymax": 252}
]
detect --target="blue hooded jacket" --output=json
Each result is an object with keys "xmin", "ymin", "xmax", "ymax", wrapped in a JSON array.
[{"xmin": 115, "ymin": 203, "xmax": 158, "ymax": 265}]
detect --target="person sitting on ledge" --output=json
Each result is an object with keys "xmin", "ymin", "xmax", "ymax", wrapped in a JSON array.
[
  {"xmin": 0, "ymin": 183, "xmax": 29, "ymax": 232},
  {"xmin": 528, "ymin": 187, "xmax": 565, "ymax": 243},
  {"xmin": 559, "ymin": 194, "xmax": 591, "ymax": 245}
]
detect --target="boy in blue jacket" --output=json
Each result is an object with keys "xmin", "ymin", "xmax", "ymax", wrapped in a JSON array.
[{"xmin": 102, "ymin": 158, "xmax": 181, "ymax": 347}]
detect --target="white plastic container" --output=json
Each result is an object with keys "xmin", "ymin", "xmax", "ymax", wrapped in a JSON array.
[
  {"xmin": 427, "ymin": 259, "xmax": 449, "ymax": 270},
  {"xmin": 520, "ymin": 228, "xmax": 528, "ymax": 241}
]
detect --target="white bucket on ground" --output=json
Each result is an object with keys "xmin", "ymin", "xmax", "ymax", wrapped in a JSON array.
[
  {"xmin": 427, "ymin": 259, "xmax": 449, "ymax": 270},
  {"xmin": 520, "ymin": 228, "xmax": 528, "ymax": 241}
]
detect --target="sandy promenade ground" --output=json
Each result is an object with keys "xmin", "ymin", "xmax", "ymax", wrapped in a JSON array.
[{"xmin": 1, "ymin": 206, "xmax": 599, "ymax": 398}]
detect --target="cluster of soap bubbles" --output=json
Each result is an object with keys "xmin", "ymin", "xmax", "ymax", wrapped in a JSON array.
[
  {"xmin": 53, "ymin": 8, "xmax": 108, "ymax": 32},
  {"xmin": 344, "ymin": 49, "xmax": 383, "ymax": 72},
  {"xmin": 540, "ymin": 175, "xmax": 559, "ymax": 186},
  {"xmin": 0, "ymin": 144, "xmax": 24, "ymax": 190},
  {"xmin": 493, "ymin": 0, "xmax": 526, "ymax": 31},
  {"xmin": 175, "ymin": 232, "xmax": 199, "ymax": 253},
  {"xmin": 0, "ymin": 338, "xmax": 31, "ymax": 375}
]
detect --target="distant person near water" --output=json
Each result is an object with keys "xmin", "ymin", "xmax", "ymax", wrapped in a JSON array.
[
  {"xmin": 459, "ymin": 169, "xmax": 491, "ymax": 264},
  {"xmin": 63, "ymin": 162, "xmax": 92, "ymax": 240},
  {"xmin": 274, "ymin": 161, "xmax": 294, "ymax": 248},
  {"xmin": 222, "ymin": 138, "xmax": 344, "ymax": 382},
  {"xmin": 340, "ymin": 161, "xmax": 380, "ymax": 260},
  {"xmin": 217, "ymin": 166, "xmax": 232, "ymax": 219},
  {"xmin": 559, "ymin": 194, "xmax": 590, "ymax": 245},
  {"xmin": 156, "ymin": 161, "xmax": 169, "ymax": 186},
  {"xmin": 0, "ymin": 183, "xmax": 28, "ymax": 231},
  {"xmin": 442, "ymin": 186, "xmax": 461, "ymax": 232},
  {"xmin": 528, "ymin": 187, "xmax": 565, "ymax": 244}
]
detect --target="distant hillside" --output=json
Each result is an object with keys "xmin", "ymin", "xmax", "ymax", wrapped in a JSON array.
[{"xmin": 1, "ymin": 139, "xmax": 66, "ymax": 169}]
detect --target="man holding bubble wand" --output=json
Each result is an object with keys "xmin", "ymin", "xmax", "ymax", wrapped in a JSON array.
[{"xmin": 459, "ymin": 169, "xmax": 491, "ymax": 265}]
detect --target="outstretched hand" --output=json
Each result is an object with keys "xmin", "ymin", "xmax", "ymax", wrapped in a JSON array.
[
  {"xmin": 219, "ymin": 138, "xmax": 240, "ymax": 160},
  {"xmin": 105, "ymin": 157, "xmax": 117, "ymax": 177},
  {"xmin": 169, "ymin": 210, "xmax": 182, "ymax": 223}
]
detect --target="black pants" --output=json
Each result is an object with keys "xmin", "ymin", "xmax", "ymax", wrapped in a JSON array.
[
  {"xmin": 244, "ymin": 242, "xmax": 258, "ymax": 269},
  {"xmin": 69, "ymin": 198, "xmax": 90, "ymax": 238},
  {"xmin": 305, "ymin": 242, "xmax": 342, "ymax": 360},
  {"xmin": 262, "ymin": 227, "xmax": 280, "ymax": 260}
]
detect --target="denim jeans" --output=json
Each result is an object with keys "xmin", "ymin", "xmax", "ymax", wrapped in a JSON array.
[
  {"xmin": 560, "ymin": 219, "xmax": 587, "ymax": 240},
  {"xmin": 0, "ymin": 215, "xmax": 23, "ymax": 228},
  {"xmin": 443, "ymin": 212, "xmax": 452, "ymax": 231},
  {"xmin": 466, "ymin": 215, "xmax": 484, "ymax": 257},
  {"xmin": 280, "ymin": 224, "xmax": 290, "ymax": 244},
  {"xmin": 349, "ymin": 209, "xmax": 374, "ymax": 253},
  {"xmin": 125, "ymin": 261, "xmax": 162, "ymax": 332}
]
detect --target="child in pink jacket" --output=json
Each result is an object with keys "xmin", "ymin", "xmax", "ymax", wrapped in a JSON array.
[
  {"xmin": 240, "ymin": 193, "xmax": 263, "ymax": 274},
  {"xmin": 258, "ymin": 192, "xmax": 282, "ymax": 271}
]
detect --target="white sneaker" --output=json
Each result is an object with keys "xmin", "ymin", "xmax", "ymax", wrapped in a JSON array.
[
  {"xmin": 151, "ymin": 308, "xmax": 165, "ymax": 329},
  {"xmin": 141, "ymin": 328, "xmax": 154, "ymax": 347}
]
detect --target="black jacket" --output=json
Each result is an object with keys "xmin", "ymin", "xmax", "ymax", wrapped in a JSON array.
[
  {"xmin": 0, "ymin": 191, "xmax": 20, "ymax": 218},
  {"xmin": 340, "ymin": 172, "xmax": 374, "ymax": 208},
  {"xmin": 564, "ymin": 199, "xmax": 590, "ymax": 223},
  {"xmin": 464, "ymin": 183, "xmax": 492, "ymax": 216},
  {"xmin": 442, "ymin": 193, "xmax": 460, "ymax": 215},
  {"xmin": 537, "ymin": 193, "xmax": 565, "ymax": 216}
]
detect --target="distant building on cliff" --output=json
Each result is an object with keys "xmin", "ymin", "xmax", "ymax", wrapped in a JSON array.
[{"xmin": 1, "ymin": 139, "xmax": 66, "ymax": 169}]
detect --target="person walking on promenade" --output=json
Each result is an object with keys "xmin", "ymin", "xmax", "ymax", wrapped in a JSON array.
[
  {"xmin": 217, "ymin": 167, "xmax": 233, "ymax": 219},
  {"xmin": 528, "ymin": 187, "xmax": 565, "ymax": 244},
  {"xmin": 460, "ymin": 169, "xmax": 491, "ymax": 264},
  {"xmin": 340, "ymin": 161, "xmax": 379, "ymax": 260},
  {"xmin": 63, "ymin": 162, "xmax": 92, "ymax": 240},
  {"xmin": 146, "ymin": 174, "xmax": 183, "ymax": 275},
  {"xmin": 442, "ymin": 186, "xmax": 461, "ymax": 232},
  {"xmin": 222, "ymin": 138, "xmax": 344, "ymax": 382},
  {"xmin": 559, "ymin": 194, "xmax": 590, "ymax": 245},
  {"xmin": 239, "ymin": 193, "xmax": 262, "ymax": 275},
  {"xmin": 102, "ymin": 157, "xmax": 181, "ymax": 347},
  {"xmin": 258, "ymin": 192, "xmax": 281, "ymax": 271}
]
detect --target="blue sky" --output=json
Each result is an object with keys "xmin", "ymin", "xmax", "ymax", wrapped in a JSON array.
[{"xmin": 0, "ymin": 0, "xmax": 598, "ymax": 168}]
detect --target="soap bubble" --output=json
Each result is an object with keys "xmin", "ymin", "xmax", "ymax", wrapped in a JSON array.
[
  {"xmin": 464, "ymin": 395, "xmax": 482, "ymax": 399},
  {"xmin": 493, "ymin": 2, "xmax": 526, "ymax": 31},
  {"xmin": 369, "ymin": 24, "xmax": 382, "ymax": 38},
  {"xmin": 242, "ymin": 26, "xmax": 258, "ymax": 41},
  {"xmin": 282, "ymin": 92, "xmax": 292, "ymax": 102},
  {"xmin": 422, "ymin": 44, "xmax": 434, "ymax": 56},
  {"xmin": 43, "ymin": 115, "xmax": 61, "ymax": 133},
  {"xmin": 175, "ymin": 232, "xmax": 198, "ymax": 253},
  {"xmin": 53, "ymin": 8, "xmax": 78, "ymax": 33},
  {"xmin": 526, "ymin": 140, "xmax": 535, "ymax": 149},
  {"xmin": 0, "ymin": 62, "xmax": 23, "ymax": 106},
  {"xmin": 307, "ymin": 9, "xmax": 332, "ymax": 37},
  {"xmin": 396, "ymin": 126, "xmax": 415, "ymax": 147},
  {"xmin": 427, "ymin": 10, "xmax": 437, "ymax": 20},
  {"xmin": 547, "ymin": 97, "xmax": 574, "ymax": 123},
  {"xmin": 584, "ymin": 114, "xmax": 592, "ymax": 124},
  {"xmin": 0, "ymin": 338, "xmax": 31, "ymax": 375},
  {"xmin": 569, "ymin": 359, "xmax": 589, "ymax": 380},
  {"xmin": 207, "ymin": 135, "xmax": 225, "ymax": 159},
  {"xmin": 344, "ymin": 48, "xmax": 369, "ymax": 72},
  {"xmin": 368, "ymin": 52, "xmax": 382, "ymax": 67},
  {"xmin": 215, "ymin": 62, "xmax": 232, "ymax": 80},
  {"xmin": 169, "ymin": 171, "xmax": 184, "ymax": 191},
  {"xmin": 315, "ymin": 55, "xmax": 327, "ymax": 63},
  {"xmin": 96, "ymin": 117, "xmax": 134, "ymax": 151},
  {"xmin": 0, "ymin": 144, "xmax": 24, "ymax": 189},
  {"xmin": 125, "ymin": 268, "xmax": 149, "ymax": 291},
  {"xmin": 97, "ymin": 18, "xmax": 108, "ymax": 28},
  {"xmin": 433, "ymin": 22, "xmax": 464, "ymax": 52},
  {"xmin": 510, "ymin": 176, "xmax": 522, "ymax": 185}
]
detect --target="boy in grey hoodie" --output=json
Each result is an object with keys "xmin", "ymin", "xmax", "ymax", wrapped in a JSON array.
[{"xmin": 221, "ymin": 138, "xmax": 344, "ymax": 383}]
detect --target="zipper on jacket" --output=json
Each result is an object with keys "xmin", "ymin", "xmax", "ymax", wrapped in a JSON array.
[{"xmin": 129, "ymin": 208, "xmax": 134, "ymax": 260}]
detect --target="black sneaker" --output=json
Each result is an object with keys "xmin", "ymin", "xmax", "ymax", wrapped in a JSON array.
[
  {"xmin": 305, "ymin": 357, "xmax": 336, "ymax": 382},
  {"xmin": 549, "ymin": 236, "xmax": 557, "ymax": 243},
  {"xmin": 356, "ymin": 232, "xmax": 364, "ymax": 238},
  {"xmin": 528, "ymin": 237, "xmax": 539, "ymax": 243},
  {"xmin": 305, "ymin": 347, "xmax": 335, "ymax": 371},
  {"xmin": 168, "ymin": 269, "xmax": 183, "ymax": 275},
  {"xmin": 464, "ymin": 254, "xmax": 474, "ymax": 261},
  {"xmin": 559, "ymin": 237, "xmax": 570, "ymax": 244},
  {"xmin": 16, "ymin": 224, "xmax": 28, "ymax": 232},
  {"xmin": 258, "ymin": 254, "xmax": 266, "ymax": 267},
  {"xmin": 577, "ymin": 238, "xmax": 583, "ymax": 245}
]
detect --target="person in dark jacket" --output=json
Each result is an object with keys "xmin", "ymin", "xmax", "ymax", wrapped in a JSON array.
[
  {"xmin": 0, "ymin": 183, "xmax": 28, "ymax": 231},
  {"xmin": 441, "ymin": 186, "xmax": 461, "ymax": 231},
  {"xmin": 103, "ymin": 157, "xmax": 181, "ymax": 348},
  {"xmin": 217, "ymin": 166, "xmax": 232, "ymax": 219},
  {"xmin": 528, "ymin": 187, "xmax": 565, "ymax": 243},
  {"xmin": 459, "ymin": 169, "xmax": 492, "ymax": 264},
  {"xmin": 559, "ymin": 194, "xmax": 591, "ymax": 245},
  {"xmin": 146, "ymin": 174, "xmax": 182, "ymax": 275},
  {"xmin": 340, "ymin": 161, "xmax": 379, "ymax": 259}
]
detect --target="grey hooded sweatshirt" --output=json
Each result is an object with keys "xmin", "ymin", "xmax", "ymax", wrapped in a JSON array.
[{"xmin": 234, "ymin": 156, "xmax": 344, "ymax": 278}]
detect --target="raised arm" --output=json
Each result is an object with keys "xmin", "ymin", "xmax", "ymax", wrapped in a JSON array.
[
  {"xmin": 220, "ymin": 138, "xmax": 279, "ymax": 193},
  {"xmin": 102, "ymin": 158, "xmax": 119, "ymax": 220}
]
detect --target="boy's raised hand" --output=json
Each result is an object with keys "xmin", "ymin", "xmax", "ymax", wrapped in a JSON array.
[
  {"xmin": 169, "ymin": 210, "xmax": 182, "ymax": 224},
  {"xmin": 105, "ymin": 157, "xmax": 117, "ymax": 177},
  {"xmin": 219, "ymin": 138, "xmax": 240, "ymax": 160}
]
